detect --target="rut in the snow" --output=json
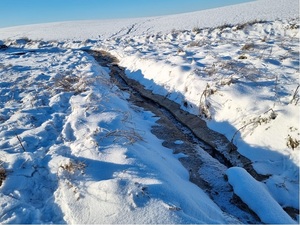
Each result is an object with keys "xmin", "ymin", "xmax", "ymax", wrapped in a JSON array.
[
  {"xmin": 88, "ymin": 50, "xmax": 268, "ymax": 179},
  {"xmin": 86, "ymin": 49, "xmax": 270, "ymax": 223}
]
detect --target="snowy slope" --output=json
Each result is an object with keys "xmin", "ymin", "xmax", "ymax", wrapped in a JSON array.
[
  {"xmin": 0, "ymin": 0, "xmax": 298, "ymax": 41},
  {"xmin": 0, "ymin": 0, "xmax": 299, "ymax": 223}
]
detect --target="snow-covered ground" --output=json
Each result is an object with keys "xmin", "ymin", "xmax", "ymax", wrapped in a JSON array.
[
  {"xmin": 0, "ymin": 0, "xmax": 299, "ymax": 223},
  {"xmin": 0, "ymin": 47, "xmax": 234, "ymax": 223},
  {"xmin": 110, "ymin": 16, "xmax": 300, "ymax": 210},
  {"xmin": 0, "ymin": 0, "xmax": 298, "ymax": 41}
]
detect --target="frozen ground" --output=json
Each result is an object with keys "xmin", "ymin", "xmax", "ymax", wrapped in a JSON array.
[{"xmin": 0, "ymin": 0, "xmax": 299, "ymax": 223}]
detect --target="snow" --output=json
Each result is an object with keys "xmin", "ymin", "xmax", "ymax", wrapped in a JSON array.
[
  {"xmin": 0, "ymin": 0, "xmax": 298, "ymax": 41},
  {"xmin": 174, "ymin": 140, "xmax": 184, "ymax": 145},
  {"xmin": 226, "ymin": 167, "xmax": 296, "ymax": 224},
  {"xmin": 110, "ymin": 17, "xmax": 299, "ymax": 214},
  {"xmin": 0, "ymin": 0, "xmax": 299, "ymax": 223},
  {"xmin": 0, "ymin": 47, "xmax": 230, "ymax": 223}
]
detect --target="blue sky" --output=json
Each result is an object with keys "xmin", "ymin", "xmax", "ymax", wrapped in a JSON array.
[{"xmin": 0, "ymin": 0, "xmax": 254, "ymax": 28}]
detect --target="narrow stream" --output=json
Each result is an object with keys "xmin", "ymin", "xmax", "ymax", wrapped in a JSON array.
[{"xmin": 87, "ymin": 49, "xmax": 262, "ymax": 224}]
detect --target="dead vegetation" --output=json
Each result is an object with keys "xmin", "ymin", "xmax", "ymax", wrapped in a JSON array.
[
  {"xmin": 234, "ymin": 20, "xmax": 266, "ymax": 31},
  {"xmin": 290, "ymin": 85, "xmax": 299, "ymax": 105},
  {"xmin": 238, "ymin": 55, "xmax": 248, "ymax": 60},
  {"xmin": 59, "ymin": 160, "xmax": 86, "ymax": 176},
  {"xmin": 188, "ymin": 40, "xmax": 201, "ymax": 48},
  {"xmin": 53, "ymin": 74, "xmax": 88, "ymax": 94},
  {"xmin": 0, "ymin": 167, "xmax": 5, "ymax": 187},
  {"xmin": 199, "ymin": 83, "xmax": 216, "ymax": 119},
  {"xmin": 241, "ymin": 43, "xmax": 255, "ymax": 51},
  {"xmin": 286, "ymin": 135, "xmax": 299, "ymax": 150},
  {"xmin": 103, "ymin": 128, "xmax": 144, "ymax": 145},
  {"xmin": 0, "ymin": 160, "xmax": 6, "ymax": 187},
  {"xmin": 16, "ymin": 134, "xmax": 26, "ymax": 152},
  {"xmin": 231, "ymin": 109, "xmax": 278, "ymax": 144}
]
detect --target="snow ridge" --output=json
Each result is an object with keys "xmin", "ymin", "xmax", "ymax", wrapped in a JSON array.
[{"xmin": 227, "ymin": 167, "xmax": 296, "ymax": 224}]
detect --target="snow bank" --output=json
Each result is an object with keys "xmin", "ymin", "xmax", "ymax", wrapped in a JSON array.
[
  {"xmin": 108, "ymin": 17, "xmax": 299, "ymax": 212},
  {"xmin": 226, "ymin": 167, "xmax": 296, "ymax": 224}
]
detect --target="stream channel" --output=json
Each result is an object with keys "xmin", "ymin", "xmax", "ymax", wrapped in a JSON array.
[{"xmin": 87, "ymin": 49, "xmax": 263, "ymax": 224}]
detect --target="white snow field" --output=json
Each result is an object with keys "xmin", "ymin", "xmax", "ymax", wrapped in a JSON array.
[
  {"xmin": 0, "ymin": 0, "xmax": 299, "ymax": 224},
  {"xmin": 0, "ymin": 0, "xmax": 298, "ymax": 41}
]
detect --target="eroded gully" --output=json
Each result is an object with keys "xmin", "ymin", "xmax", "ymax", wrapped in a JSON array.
[{"xmin": 87, "ymin": 50, "xmax": 263, "ymax": 224}]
